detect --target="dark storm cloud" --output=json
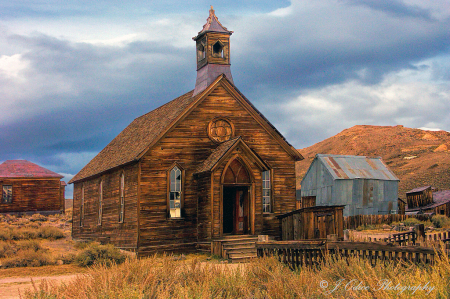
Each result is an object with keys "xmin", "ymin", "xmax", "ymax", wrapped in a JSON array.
[
  {"xmin": 1, "ymin": 0, "xmax": 450, "ymax": 197},
  {"xmin": 231, "ymin": 1, "xmax": 450, "ymax": 101},
  {"xmin": 0, "ymin": 32, "xmax": 194, "ymax": 168}
]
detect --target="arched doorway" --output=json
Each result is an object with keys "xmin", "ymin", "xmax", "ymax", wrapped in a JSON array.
[{"xmin": 222, "ymin": 158, "xmax": 252, "ymax": 235}]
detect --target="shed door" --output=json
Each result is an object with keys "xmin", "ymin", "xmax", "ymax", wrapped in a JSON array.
[
  {"xmin": 315, "ymin": 213, "xmax": 334, "ymax": 239},
  {"xmin": 315, "ymin": 215, "xmax": 326, "ymax": 238}
]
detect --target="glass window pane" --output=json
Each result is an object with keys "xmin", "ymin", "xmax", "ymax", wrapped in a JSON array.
[
  {"xmin": 262, "ymin": 170, "xmax": 271, "ymax": 212},
  {"xmin": 2, "ymin": 186, "xmax": 12, "ymax": 203},
  {"xmin": 169, "ymin": 166, "xmax": 182, "ymax": 218}
]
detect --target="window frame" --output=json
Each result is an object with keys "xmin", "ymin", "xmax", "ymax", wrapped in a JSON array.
[
  {"xmin": 166, "ymin": 163, "xmax": 185, "ymax": 219},
  {"xmin": 262, "ymin": 169, "xmax": 272, "ymax": 213},
  {"xmin": 119, "ymin": 172, "xmax": 125, "ymax": 223},
  {"xmin": 80, "ymin": 183, "xmax": 85, "ymax": 227},
  {"xmin": 98, "ymin": 180, "xmax": 103, "ymax": 226},
  {"xmin": 212, "ymin": 41, "xmax": 224, "ymax": 58},
  {"xmin": 2, "ymin": 185, "xmax": 12, "ymax": 204}
]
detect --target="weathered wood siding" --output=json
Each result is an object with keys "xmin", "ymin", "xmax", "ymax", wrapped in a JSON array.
[
  {"xmin": 0, "ymin": 178, "xmax": 62, "ymax": 213},
  {"xmin": 138, "ymin": 84, "xmax": 296, "ymax": 253},
  {"xmin": 72, "ymin": 163, "xmax": 139, "ymax": 250},
  {"xmin": 406, "ymin": 188, "xmax": 433, "ymax": 209},
  {"xmin": 60, "ymin": 184, "xmax": 66, "ymax": 213},
  {"xmin": 196, "ymin": 174, "xmax": 211, "ymax": 241},
  {"xmin": 280, "ymin": 206, "xmax": 344, "ymax": 240}
]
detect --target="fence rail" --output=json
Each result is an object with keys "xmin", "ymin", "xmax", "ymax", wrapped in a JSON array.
[
  {"xmin": 343, "ymin": 214, "xmax": 432, "ymax": 230},
  {"xmin": 388, "ymin": 231, "xmax": 416, "ymax": 245},
  {"xmin": 256, "ymin": 241, "xmax": 447, "ymax": 268}
]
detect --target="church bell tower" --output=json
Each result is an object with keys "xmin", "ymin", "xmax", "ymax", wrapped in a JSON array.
[{"xmin": 193, "ymin": 7, "xmax": 233, "ymax": 96}]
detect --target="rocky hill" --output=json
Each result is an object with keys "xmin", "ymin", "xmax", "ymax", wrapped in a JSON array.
[{"xmin": 296, "ymin": 125, "xmax": 450, "ymax": 199}]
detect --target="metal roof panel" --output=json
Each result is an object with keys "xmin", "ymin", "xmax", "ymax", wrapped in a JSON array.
[{"xmin": 316, "ymin": 154, "xmax": 399, "ymax": 181}]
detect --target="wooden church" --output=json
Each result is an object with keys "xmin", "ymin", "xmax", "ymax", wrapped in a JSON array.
[{"xmin": 70, "ymin": 7, "xmax": 303, "ymax": 256}]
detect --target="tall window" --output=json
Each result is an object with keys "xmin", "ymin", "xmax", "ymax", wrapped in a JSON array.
[
  {"xmin": 98, "ymin": 180, "xmax": 103, "ymax": 225},
  {"xmin": 262, "ymin": 170, "xmax": 271, "ymax": 213},
  {"xmin": 80, "ymin": 184, "xmax": 85, "ymax": 227},
  {"xmin": 2, "ymin": 185, "xmax": 12, "ymax": 204},
  {"xmin": 169, "ymin": 166, "xmax": 182, "ymax": 218},
  {"xmin": 119, "ymin": 173, "xmax": 125, "ymax": 223}
]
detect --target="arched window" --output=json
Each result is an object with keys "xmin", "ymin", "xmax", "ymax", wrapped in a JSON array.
[
  {"xmin": 169, "ymin": 165, "xmax": 183, "ymax": 218},
  {"xmin": 98, "ymin": 180, "xmax": 103, "ymax": 226},
  {"xmin": 119, "ymin": 173, "xmax": 125, "ymax": 223},
  {"xmin": 262, "ymin": 170, "xmax": 271, "ymax": 213},
  {"xmin": 223, "ymin": 159, "xmax": 250, "ymax": 184}
]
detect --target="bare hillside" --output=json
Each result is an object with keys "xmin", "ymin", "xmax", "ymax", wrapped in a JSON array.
[{"xmin": 296, "ymin": 125, "xmax": 450, "ymax": 199}]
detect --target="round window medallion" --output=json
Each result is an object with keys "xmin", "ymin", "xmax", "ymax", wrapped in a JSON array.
[{"xmin": 208, "ymin": 118, "xmax": 234, "ymax": 143}]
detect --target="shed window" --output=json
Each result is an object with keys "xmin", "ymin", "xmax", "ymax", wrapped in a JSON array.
[
  {"xmin": 262, "ymin": 170, "xmax": 271, "ymax": 213},
  {"xmin": 80, "ymin": 184, "xmax": 85, "ymax": 227},
  {"xmin": 2, "ymin": 185, "xmax": 12, "ymax": 204},
  {"xmin": 98, "ymin": 180, "xmax": 103, "ymax": 225},
  {"xmin": 169, "ymin": 166, "xmax": 182, "ymax": 218},
  {"xmin": 119, "ymin": 173, "xmax": 125, "ymax": 223}
]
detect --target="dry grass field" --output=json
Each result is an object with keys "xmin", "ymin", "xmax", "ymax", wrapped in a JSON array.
[
  {"xmin": 2, "ymin": 212, "xmax": 450, "ymax": 298},
  {"xmin": 22, "ymin": 252, "xmax": 450, "ymax": 299}
]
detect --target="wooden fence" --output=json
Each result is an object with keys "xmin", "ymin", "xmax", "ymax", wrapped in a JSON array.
[
  {"xmin": 256, "ymin": 241, "xmax": 447, "ymax": 268},
  {"xmin": 343, "ymin": 214, "xmax": 432, "ymax": 230},
  {"xmin": 350, "ymin": 229, "xmax": 450, "ymax": 249}
]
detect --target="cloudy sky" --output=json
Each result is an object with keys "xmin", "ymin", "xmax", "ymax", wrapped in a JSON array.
[{"xmin": 1, "ymin": 0, "xmax": 449, "ymax": 198}]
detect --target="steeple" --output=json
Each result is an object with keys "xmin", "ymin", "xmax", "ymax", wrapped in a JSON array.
[{"xmin": 193, "ymin": 7, "xmax": 234, "ymax": 96}]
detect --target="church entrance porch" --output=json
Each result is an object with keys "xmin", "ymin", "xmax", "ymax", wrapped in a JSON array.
[{"xmin": 223, "ymin": 186, "xmax": 249, "ymax": 235}]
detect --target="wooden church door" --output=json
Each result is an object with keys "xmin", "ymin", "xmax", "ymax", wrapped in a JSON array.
[{"xmin": 222, "ymin": 158, "xmax": 251, "ymax": 235}]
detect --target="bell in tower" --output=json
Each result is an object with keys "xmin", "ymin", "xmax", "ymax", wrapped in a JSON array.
[{"xmin": 193, "ymin": 7, "xmax": 234, "ymax": 96}]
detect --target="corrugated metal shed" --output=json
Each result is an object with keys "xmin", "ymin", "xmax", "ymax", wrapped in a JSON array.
[
  {"xmin": 300, "ymin": 154, "xmax": 399, "ymax": 216},
  {"xmin": 317, "ymin": 154, "xmax": 399, "ymax": 181}
]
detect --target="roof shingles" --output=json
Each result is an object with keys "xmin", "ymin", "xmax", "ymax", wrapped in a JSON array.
[
  {"xmin": 0, "ymin": 160, "xmax": 63, "ymax": 179},
  {"xmin": 195, "ymin": 137, "xmax": 241, "ymax": 174}
]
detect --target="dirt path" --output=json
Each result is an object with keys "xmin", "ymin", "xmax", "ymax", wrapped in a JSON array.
[{"xmin": 0, "ymin": 273, "xmax": 82, "ymax": 299}]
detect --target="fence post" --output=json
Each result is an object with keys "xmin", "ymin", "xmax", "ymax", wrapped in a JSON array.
[{"xmin": 415, "ymin": 224, "xmax": 425, "ymax": 245}]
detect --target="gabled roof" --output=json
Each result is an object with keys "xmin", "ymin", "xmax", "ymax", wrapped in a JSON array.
[
  {"xmin": 195, "ymin": 137, "xmax": 241, "ymax": 175},
  {"xmin": 0, "ymin": 160, "xmax": 63, "ymax": 179},
  {"xmin": 193, "ymin": 6, "xmax": 233, "ymax": 40},
  {"xmin": 70, "ymin": 75, "xmax": 302, "ymax": 184},
  {"xmin": 195, "ymin": 136, "xmax": 269, "ymax": 176},
  {"xmin": 314, "ymin": 154, "xmax": 399, "ymax": 181},
  {"xmin": 406, "ymin": 186, "xmax": 431, "ymax": 194}
]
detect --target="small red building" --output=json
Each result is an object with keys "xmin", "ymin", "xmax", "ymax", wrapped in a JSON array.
[{"xmin": 0, "ymin": 160, "xmax": 66, "ymax": 214}]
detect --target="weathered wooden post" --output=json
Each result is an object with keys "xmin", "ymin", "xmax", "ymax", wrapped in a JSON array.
[
  {"xmin": 344, "ymin": 229, "xmax": 350, "ymax": 241},
  {"xmin": 327, "ymin": 234, "xmax": 338, "ymax": 241},
  {"xmin": 415, "ymin": 224, "xmax": 425, "ymax": 246}
]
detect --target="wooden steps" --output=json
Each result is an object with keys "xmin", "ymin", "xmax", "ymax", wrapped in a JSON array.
[{"xmin": 212, "ymin": 235, "xmax": 258, "ymax": 263}]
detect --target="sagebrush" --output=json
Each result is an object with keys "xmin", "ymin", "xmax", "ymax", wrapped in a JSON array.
[{"xmin": 74, "ymin": 242, "xmax": 127, "ymax": 267}]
